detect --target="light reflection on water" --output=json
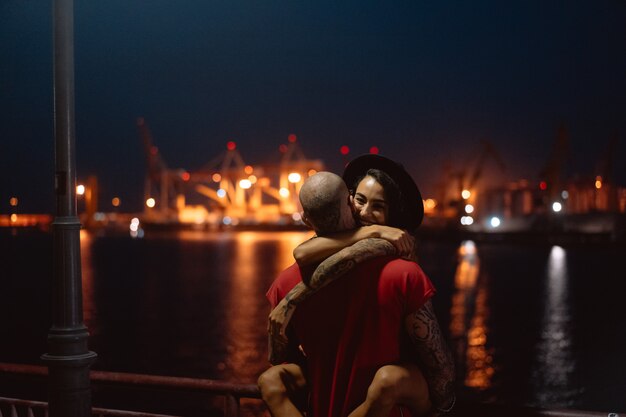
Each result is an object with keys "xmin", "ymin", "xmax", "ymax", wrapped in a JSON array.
[
  {"xmin": 531, "ymin": 245, "xmax": 580, "ymax": 407},
  {"xmin": 79, "ymin": 229, "xmax": 312, "ymax": 382},
  {"xmin": 450, "ymin": 240, "xmax": 495, "ymax": 392}
]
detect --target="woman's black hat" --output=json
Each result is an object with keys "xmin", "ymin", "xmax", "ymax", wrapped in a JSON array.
[{"xmin": 342, "ymin": 154, "xmax": 424, "ymax": 231}]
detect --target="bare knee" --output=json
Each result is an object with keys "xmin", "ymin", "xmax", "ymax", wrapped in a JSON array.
[
  {"xmin": 258, "ymin": 368, "xmax": 288, "ymax": 404},
  {"xmin": 366, "ymin": 365, "xmax": 409, "ymax": 404}
]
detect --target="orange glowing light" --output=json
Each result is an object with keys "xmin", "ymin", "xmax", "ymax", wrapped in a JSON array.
[
  {"xmin": 248, "ymin": 175, "xmax": 257, "ymax": 184},
  {"xmin": 146, "ymin": 198, "xmax": 156, "ymax": 208},
  {"xmin": 76, "ymin": 185, "xmax": 86, "ymax": 196},
  {"xmin": 595, "ymin": 176, "xmax": 602, "ymax": 189},
  {"xmin": 212, "ymin": 173, "xmax": 222, "ymax": 182},
  {"xmin": 279, "ymin": 144, "xmax": 288, "ymax": 153},
  {"xmin": 340, "ymin": 145, "xmax": 350, "ymax": 155},
  {"xmin": 308, "ymin": 169, "xmax": 317, "ymax": 177},
  {"xmin": 227, "ymin": 141, "xmax": 236, "ymax": 151},
  {"xmin": 111, "ymin": 197, "xmax": 120, "ymax": 207},
  {"xmin": 181, "ymin": 172, "xmax": 191, "ymax": 181},
  {"xmin": 9, "ymin": 197, "xmax": 18, "ymax": 207},
  {"xmin": 244, "ymin": 165, "xmax": 254, "ymax": 175},
  {"xmin": 288, "ymin": 134, "xmax": 297, "ymax": 143},
  {"xmin": 10, "ymin": 214, "xmax": 18, "ymax": 223},
  {"xmin": 369, "ymin": 146, "xmax": 379, "ymax": 154}
]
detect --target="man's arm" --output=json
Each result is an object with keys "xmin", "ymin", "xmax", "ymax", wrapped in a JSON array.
[
  {"xmin": 268, "ymin": 238, "xmax": 396, "ymax": 364},
  {"xmin": 405, "ymin": 300, "xmax": 456, "ymax": 413}
]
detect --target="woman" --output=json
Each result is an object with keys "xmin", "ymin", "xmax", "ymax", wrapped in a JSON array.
[{"xmin": 260, "ymin": 155, "xmax": 454, "ymax": 417}]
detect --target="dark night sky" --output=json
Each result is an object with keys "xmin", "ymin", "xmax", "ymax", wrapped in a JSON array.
[{"xmin": 1, "ymin": 1, "xmax": 625, "ymax": 213}]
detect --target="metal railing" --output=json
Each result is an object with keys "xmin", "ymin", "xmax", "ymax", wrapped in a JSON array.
[{"xmin": 0, "ymin": 362, "xmax": 261, "ymax": 417}]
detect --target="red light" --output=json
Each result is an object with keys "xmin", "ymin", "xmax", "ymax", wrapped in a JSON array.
[
  {"xmin": 369, "ymin": 146, "xmax": 379, "ymax": 154},
  {"xmin": 181, "ymin": 172, "xmax": 190, "ymax": 181},
  {"xmin": 227, "ymin": 141, "xmax": 236, "ymax": 151},
  {"xmin": 150, "ymin": 146, "xmax": 158, "ymax": 155},
  {"xmin": 279, "ymin": 144, "xmax": 288, "ymax": 153},
  {"xmin": 539, "ymin": 181, "xmax": 547, "ymax": 190},
  {"xmin": 288, "ymin": 134, "xmax": 297, "ymax": 143},
  {"xmin": 340, "ymin": 145, "xmax": 350, "ymax": 155}
]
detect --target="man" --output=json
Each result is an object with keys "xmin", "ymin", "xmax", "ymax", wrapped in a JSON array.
[{"xmin": 258, "ymin": 171, "xmax": 455, "ymax": 417}]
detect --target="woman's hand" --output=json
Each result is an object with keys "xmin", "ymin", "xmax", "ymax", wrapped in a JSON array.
[{"xmin": 368, "ymin": 225, "xmax": 414, "ymax": 257}]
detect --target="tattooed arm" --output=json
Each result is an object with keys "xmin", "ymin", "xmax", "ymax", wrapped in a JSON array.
[
  {"xmin": 293, "ymin": 225, "xmax": 413, "ymax": 266},
  {"xmin": 268, "ymin": 238, "xmax": 396, "ymax": 364},
  {"xmin": 405, "ymin": 300, "xmax": 456, "ymax": 412}
]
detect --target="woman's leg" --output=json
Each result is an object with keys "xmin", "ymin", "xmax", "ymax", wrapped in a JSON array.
[
  {"xmin": 258, "ymin": 363, "xmax": 308, "ymax": 417},
  {"xmin": 348, "ymin": 363, "xmax": 432, "ymax": 417}
]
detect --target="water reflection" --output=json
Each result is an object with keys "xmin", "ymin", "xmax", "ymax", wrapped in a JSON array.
[
  {"xmin": 531, "ymin": 245, "xmax": 579, "ymax": 406},
  {"xmin": 449, "ymin": 240, "xmax": 494, "ymax": 391},
  {"xmin": 223, "ymin": 231, "xmax": 311, "ymax": 382}
]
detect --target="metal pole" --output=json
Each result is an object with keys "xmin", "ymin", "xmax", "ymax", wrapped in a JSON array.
[{"xmin": 41, "ymin": 0, "xmax": 97, "ymax": 416}]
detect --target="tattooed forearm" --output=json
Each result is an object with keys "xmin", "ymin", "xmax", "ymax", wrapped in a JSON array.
[
  {"xmin": 281, "ymin": 238, "xmax": 396, "ymax": 308},
  {"xmin": 406, "ymin": 300, "xmax": 456, "ymax": 410},
  {"xmin": 307, "ymin": 238, "xmax": 395, "ymax": 288}
]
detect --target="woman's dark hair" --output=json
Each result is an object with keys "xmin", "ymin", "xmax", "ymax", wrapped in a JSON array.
[{"xmin": 351, "ymin": 168, "xmax": 404, "ymax": 229}]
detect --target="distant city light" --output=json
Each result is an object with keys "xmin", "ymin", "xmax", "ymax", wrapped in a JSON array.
[
  {"xmin": 223, "ymin": 216, "xmax": 232, "ymax": 225},
  {"xmin": 248, "ymin": 175, "xmax": 257, "ymax": 184},
  {"xmin": 244, "ymin": 165, "xmax": 253, "ymax": 175},
  {"xmin": 595, "ymin": 176, "xmax": 602, "ymax": 189},
  {"xmin": 490, "ymin": 217, "xmax": 501, "ymax": 228},
  {"xmin": 181, "ymin": 172, "xmax": 190, "ymax": 181},
  {"xmin": 288, "ymin": 134, "xmax": 297, "ymax": 143},
  {"xmin": 9, "ymin": 197, "xmax": 18, "ymax": 207},
  {"xmin": 292, "ymin": 212, "xmax": 302, "ymax": 222},
  {"xmin": 217, "ymin": 189, "xmax": 226, "ymax": 198},
  {"xmin": 461, "ymin": 189, "xmax": 471, "ymax": 200},
  {"xmin": 112, "ymin": 197, "xmax": 121, "ymax": 207},
  {"xmin": 539, "ymin": 181, "xmax": 547, "ymax": 190},
  {"xmin": 227, "ymin": 141, "xmax": 236, "ymax": 151},
  {"xmin": 340, "ymin": 145, "xmax": 350, "ymax": 155},
  {"xmin": 279, "ymin": 144, "xmax": 288, "ymax": 153},
  {"xmin": 279, "ymin": 187, "xmax": 290, "ymax": 198},
  {"xmin": 239, "ymin": 179, "xmax": 252, "ymax": 189},
  {"xmin": 130, "ymin": 217, "xmax": 142, "ymax": 238},
  {"xmin": 369, "ymin": 146, "xmax": 379, "ymax": 154},
  {"xmin": 424, "ymin": 199, "xmax": 437, "ymax": 210},
  {"xmin": 465, "ymin": 204, "xmax": 474, "ymax": 214},
  {"xmin": 460, "ymin": 216, "xmax": 474, "ymax": 226},
  {"xmin": 146, "ymin": 198, "xmax": 156, "ymax": 208},
  {"xmin": 561, "ymin": 190, "xmax": 569, "ymax": 199},
  {"xmin": 552, "ymin": 202, "xmax": 562, "ymax": 212},
  {"xmin": 212, "ymin": 173, "xmax": 222, "ymax": 182},
  {"xmin": 288, "ymin": 173, "xmax": 301, "ymax": 183},
  {"xmin": 77, "ymin": 185, "xmax": 85, "ymax": 196},
  {"xmin": 308, "ymin": 169, "xmax": 317, "ymax": 177},
  {"xmin": 10, "ymin": 214, "xmax": 17, "ymax": 223}
]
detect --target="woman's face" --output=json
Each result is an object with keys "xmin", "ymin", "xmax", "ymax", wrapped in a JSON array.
[{"xmin": 351, "ymin": 176, "xmax": 389, "ymax": 226}]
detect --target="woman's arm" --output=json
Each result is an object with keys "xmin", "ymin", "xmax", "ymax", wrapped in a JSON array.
[{"xmin": 293, "ymin": 224, "xmax": 413, "ymax": 266}]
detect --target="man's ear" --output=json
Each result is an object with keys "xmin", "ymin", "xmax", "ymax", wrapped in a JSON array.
[{"xmin": 301, "ymin": 212, "xmax": 314, "ymax": 229}]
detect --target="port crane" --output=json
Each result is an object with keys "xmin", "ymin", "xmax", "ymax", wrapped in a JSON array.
[{"xmin": 438, "ymin": 139, "xmax": 506, "ymax": 219}]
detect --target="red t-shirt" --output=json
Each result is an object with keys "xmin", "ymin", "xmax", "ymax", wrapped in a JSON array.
[{"xmin": 266, "ymin": 256, "xmax": 435, "ymax": 417}]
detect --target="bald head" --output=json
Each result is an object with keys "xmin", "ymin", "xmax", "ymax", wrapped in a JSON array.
[{"xmin": 299, "ymin": 172, "xmax": 355, "ymax": 234}]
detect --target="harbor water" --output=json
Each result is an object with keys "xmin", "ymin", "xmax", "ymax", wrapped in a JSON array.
[{"xmin": 1, "ymin": 228, "xmax": 624, "ymax": 413}]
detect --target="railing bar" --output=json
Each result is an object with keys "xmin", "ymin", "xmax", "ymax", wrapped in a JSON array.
[{"xmin": 0, "ymin": 363, "xmax": 260, "ymax": 397}]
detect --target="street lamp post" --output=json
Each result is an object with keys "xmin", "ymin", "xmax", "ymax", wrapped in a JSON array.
[{"xmin": 41, "ymin": 0, "xmax": 97, "ymax": 416}]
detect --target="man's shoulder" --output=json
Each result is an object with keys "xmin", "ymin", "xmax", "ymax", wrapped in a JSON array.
[{"xmin": 379, "ymin": 257, "xmax": 429, "ymax": 282}]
